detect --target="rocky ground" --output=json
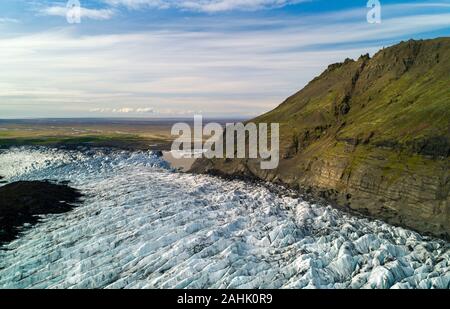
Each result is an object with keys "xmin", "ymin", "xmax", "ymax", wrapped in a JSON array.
[{"xmin": 0, "ymin": 181, "xmax": 83, "ymax": 244}]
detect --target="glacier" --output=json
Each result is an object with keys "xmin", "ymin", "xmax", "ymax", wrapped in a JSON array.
[{"xmin": 0, "ymin": 147, "xmax": 448, "ymax": 289}]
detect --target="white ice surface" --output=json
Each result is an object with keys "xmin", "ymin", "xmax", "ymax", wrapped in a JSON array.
[{"xmin": 0, "ymin": 147, "xmax": 448, "ymax": 289}]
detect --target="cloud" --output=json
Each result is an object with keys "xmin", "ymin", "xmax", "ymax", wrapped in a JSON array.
[
  {"xmin": 0, "ymin": 17, "xmax": 19, "ymax": 24},
  {"xmin": 1, "ymin": 3, "xmax": 450, "ymax": 118},
  {"xmin": 90, "ymin": 107, "xmax": 138, "ymax": 113},
  {"xmin": 103, "ymin": 0, "xmax": 306, "ymax": 12},
  {"xmin": 41, "ymin": 6, "xmax": 115, "ymax": 20},
  {"xmin": 89, "ymin": 107, "xmax": 201, "ymax": 116},
  {"xmin": 89, "ymin": 108, "xmax": 110, "ymax": 112},
  {"xmin": 136, "ymin": 107, "xmax": 155, "ymax": 113},
  {"xmin": 113, "ymin": 107, "xmax": 135, "ymax": 113}
]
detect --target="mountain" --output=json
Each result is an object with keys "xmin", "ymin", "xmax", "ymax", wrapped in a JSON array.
[{"xmin": 191, "ymin": 37, "xmax": 450, "ymax": 239}]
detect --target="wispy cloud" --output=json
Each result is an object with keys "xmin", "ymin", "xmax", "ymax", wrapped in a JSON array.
[
  {"xmin": 40, "ymin": 6, "xmax": 115, "ymax": 20},
  {"xmin": 103, "ymin": 0, "xmax": 307, "ymax": 12},
  {"xmin": 0, "ymin": 17, "xmax": 19, "ymax": 23},
  {"xmin": 89, "ymin": 107, "xmax": 203, "ymax": 116},
  {"xmin": 90, "ymin": 107, "xmax": 137, "ymax": 113},
  {"xmin": 1, "ymin": 2, "xmax": 450, "ymax": 118}
]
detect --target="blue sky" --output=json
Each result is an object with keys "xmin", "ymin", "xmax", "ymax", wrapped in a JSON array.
[{"xmin": 0, "ymin": 0, "xmax": 449, "ymax": 118}]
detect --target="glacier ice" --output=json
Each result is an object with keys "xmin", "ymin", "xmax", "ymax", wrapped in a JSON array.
[{"xmin": 0, "ymin": 147, "xmax": 448, "ymax": 289}]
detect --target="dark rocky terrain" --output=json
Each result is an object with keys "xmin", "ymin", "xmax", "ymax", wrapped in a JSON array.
[
  {"xmin": 191, "ymin": 38, "xmax": 450, "ymax": 239},
  {"xmin": 0, "ymin": 181, "xmax": 83, "ymax": 244}
]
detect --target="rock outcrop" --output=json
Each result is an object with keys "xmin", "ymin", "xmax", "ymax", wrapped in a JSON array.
[
  {"xmin": 191, "ymin": 38, "xmax": 450, "ymax": 239},
  {"xmin": 0, "ymin": 181, "xmax": 83, "ymax": 244}
]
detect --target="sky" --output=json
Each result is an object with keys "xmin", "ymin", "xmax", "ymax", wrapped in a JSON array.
[{"xmin": 0, "ymin": 0, "xmax": 449, "ymax": 119}]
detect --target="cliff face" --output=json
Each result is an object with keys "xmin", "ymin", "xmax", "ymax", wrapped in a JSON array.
[{"xmin": 191, "ymin": 38, "xmax": 450, "ymax": 239}]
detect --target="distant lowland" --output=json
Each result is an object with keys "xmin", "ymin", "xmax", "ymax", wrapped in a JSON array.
[
  {"xmin": 0, "ymin": 118, "xmax": 174, "ymax": 150},
  {"xmin": 192, "ymin": 38, "xmax": 450, "ymax": 239}
]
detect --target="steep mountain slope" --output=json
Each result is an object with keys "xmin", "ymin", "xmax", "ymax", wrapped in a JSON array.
[{"xmin": 191, "ymin": 38, "xmax": 450, "ymax": 238}]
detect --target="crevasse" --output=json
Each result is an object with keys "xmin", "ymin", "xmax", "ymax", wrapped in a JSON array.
[{"xmin": 0, "ymin": 147, "xmax": 448, "ymax": 289}]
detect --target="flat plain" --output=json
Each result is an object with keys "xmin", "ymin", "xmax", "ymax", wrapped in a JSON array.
[{"xmin": 0, "ymin": 118, "xmax": 183, "ymax": 150}]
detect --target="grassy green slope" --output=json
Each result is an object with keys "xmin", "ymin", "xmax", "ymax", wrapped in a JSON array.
[
  {"xmin": 256, "ymin": 38, "xmax": 450, "ymax": 158},
  {"xmin": 193, "ymin": 38, "xmax": 450, "ymax": 237}
]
